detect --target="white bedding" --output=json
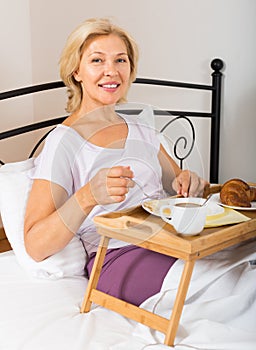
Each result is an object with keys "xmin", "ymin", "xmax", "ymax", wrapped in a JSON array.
[{"xmin": 0, "ymin": 239, "xmax": 256, "ymax": 350}]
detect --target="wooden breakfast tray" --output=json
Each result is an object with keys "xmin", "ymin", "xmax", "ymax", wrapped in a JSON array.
[{"xmin": 94, "ymin": 205, "xmax": 256, "ymax": 260}]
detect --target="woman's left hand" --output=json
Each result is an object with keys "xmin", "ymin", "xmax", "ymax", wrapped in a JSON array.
[{"xmin": 172, "ymin": 170, "xmax": 209, "ymax": 197}]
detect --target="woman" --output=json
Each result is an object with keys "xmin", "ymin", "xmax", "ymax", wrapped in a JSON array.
[{"xmin": 24, "ymin": 18, "xmax": 208, "ymax": 306}]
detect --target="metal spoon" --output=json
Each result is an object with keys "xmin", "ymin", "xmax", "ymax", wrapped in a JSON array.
[
  {"xmin": 130, "ymin": 179, "xmax": 159, "ymax": 200},
  {"xmin": 202, "ymin": 193, "xmax": 213, "ymax": 206}
]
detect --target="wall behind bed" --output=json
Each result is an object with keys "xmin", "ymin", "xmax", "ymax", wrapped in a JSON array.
[{"xmin": 0, "ymin": 0, "xmax": 255, "ymax": 183}]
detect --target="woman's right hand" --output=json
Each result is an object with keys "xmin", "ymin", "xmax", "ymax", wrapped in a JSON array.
[{"xmin": 88, "ymin": 165, "xmax": 134, "ymax": 205}]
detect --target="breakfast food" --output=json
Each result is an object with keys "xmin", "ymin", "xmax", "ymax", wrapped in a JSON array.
[{"xmin": 220, "ymin": 178, "xmax": 256, "ymax": 207}]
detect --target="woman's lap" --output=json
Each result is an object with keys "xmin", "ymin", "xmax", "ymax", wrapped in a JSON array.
[{"xmin": 86, "ymin": 245, "xmax": 177, "ymax": 306}]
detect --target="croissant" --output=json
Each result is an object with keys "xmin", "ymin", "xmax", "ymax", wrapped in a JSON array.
[{"xmin": 220, "ymin": 178, "xmax": 256, "ymax": 207}]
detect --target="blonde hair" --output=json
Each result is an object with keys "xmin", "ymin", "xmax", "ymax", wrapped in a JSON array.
[{"xmin": 59, "ymin": 18, "xmax": 139, "ymax": 113}]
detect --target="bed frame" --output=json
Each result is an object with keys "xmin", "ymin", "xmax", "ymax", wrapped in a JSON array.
[{"xmin": 0, "ymin": 58, "xmax": 223, "ymax": 183}]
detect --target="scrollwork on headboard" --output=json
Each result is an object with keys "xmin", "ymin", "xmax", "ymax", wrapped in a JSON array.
[{"xmin": 160, "ymin": 115, "xmax": 195, "ymax": 170}]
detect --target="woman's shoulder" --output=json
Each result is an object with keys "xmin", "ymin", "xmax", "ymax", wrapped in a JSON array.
[
  {"xmin": 45, "ymin": 124, "xmax": 84, "ymax": 145},
  {"xmin": 42, "ymin": 124, "xmax": 68, "ymax": 142}
]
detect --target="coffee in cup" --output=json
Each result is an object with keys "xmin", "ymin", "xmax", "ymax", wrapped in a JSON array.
[{"xmin": 160, "ymin": 201, "xmax": 207, "ymax": 236}]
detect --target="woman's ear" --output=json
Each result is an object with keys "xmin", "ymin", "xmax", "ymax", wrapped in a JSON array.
[{"xmin": 73, "ymin": 70, "xmax": 82, "ymax": 82}]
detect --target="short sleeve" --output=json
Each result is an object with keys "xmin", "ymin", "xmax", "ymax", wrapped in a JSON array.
[{"xmin": 31, "ymin": 126, "xmax": 80, "ymax": 196}]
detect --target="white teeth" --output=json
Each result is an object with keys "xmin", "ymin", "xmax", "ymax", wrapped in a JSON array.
[{"xmin": 102, "ymin": 84, "xmax": 118, "ymax": 88}]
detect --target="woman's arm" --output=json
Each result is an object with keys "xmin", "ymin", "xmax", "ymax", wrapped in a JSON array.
[
  {"xmin": 158, "ymin": 144, "xmax": 181, "ymax": 194},
  {"xmin": 24, "ymin": 166, "xmax": 134, "ymax": 262},
  {"xmin": 158, "ymin": 144, "xmax": 209, "ymax": 197},
  {"xmin": 24, "ymin": 179, "xmax": 94, "ymax": 261}
]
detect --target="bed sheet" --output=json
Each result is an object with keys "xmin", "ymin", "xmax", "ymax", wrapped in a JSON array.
[
  {"xmin": 0, "ymin": 240, "xmax": 256, "ymax": 350},
  {"xmin": 0, "ymin": 251, "xmax": 139, "ymax": 350}
]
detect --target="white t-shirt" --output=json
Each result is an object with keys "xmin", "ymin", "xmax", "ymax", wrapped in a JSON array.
[{"xmin": 31, "ymin": 110, "xmax": 164, "ymax": 255}]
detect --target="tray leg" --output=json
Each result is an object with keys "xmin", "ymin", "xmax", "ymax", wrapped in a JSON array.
[
  {"xmin": 164, "ymin": 259, "xmax": 195, "ymax": 346},
  {"xmin": 80, "ymin": 235, "xmax": 110, "ymax": 313}
]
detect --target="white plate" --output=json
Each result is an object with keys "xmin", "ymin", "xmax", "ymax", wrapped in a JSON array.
[
  {"xmin": 142, "ymin": 197, "xmax": 224, "ymax": 217},
  {"xmin": 211, "ymin": 193, "xmax": 256, "ymax": 211}
]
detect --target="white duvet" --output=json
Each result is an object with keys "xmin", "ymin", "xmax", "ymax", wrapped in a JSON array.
[{"xmin": 0, "ymin": 239, "xmax": 255, "ymax": 350}]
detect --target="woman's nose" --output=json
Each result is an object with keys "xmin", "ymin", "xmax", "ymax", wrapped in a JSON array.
[{"xmin": 104, "ymin": 61, "xmax": 118, "ymax": 76}]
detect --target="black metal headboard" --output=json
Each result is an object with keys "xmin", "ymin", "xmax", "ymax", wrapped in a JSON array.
[{"xmin": 0, "ymin": 58, "xmax": 223, "ymax": 183}]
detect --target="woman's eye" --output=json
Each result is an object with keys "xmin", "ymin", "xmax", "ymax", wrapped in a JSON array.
[
  {"xmin": 92, "ymin": 58, "xmax": 102, "ymax": 63},
  {"xmin": 117, "ymin": 58, "xmax": 126, "ymax": 63}
]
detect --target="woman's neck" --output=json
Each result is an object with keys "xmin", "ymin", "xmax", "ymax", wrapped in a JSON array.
[
  {"xmin": 63, "ymin": 104, "xmax": 120, "ymax": 126},
  {"xmin": 62, "ymin": 104, "xmax": 128, "ymax": 149}
]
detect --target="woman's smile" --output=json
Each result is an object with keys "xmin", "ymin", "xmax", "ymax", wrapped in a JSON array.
[{"xmin": 98, "ymin": 81, "xmax": 121, "ymax": 91}]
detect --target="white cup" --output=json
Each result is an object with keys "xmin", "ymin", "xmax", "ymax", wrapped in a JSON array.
[{"xmin": 160, "ymin": 202, "xmax": 207, "ymax": 236}]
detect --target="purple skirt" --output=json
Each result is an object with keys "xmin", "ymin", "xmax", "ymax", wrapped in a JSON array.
[{"xmin": 86, "ymin": 245, "xmax": 177, "ymax": 306}]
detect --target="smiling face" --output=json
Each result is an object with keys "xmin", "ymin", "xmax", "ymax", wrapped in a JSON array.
[{"xmin": 73, "ymin": 34, "xmax": 131, "ymax": 114}]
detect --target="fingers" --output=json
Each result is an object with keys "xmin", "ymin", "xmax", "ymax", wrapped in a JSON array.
[
  {"xmin": 90, "ymin": 166, "xmax": 134, "ymax": 205},
  {"xmin": 189, "ymin": 173, "xmax": 203, "ymax": 197},
  {"xmin": 173, "ymin": 170, "xmax": 190, "ymax": 197},
  {"xmin": 173, "ymin": 170, "xmax": 209, "ymax": 197},
  {"xmin": 106, "ymin": 166, "xmax": 134, "ymax": 199},
  {"xmin": 106, "ymin": 178, "xmax": 130, "ymax": 198},
  {"xmin": 107, "ymin": 165, "xmax": 134, "ymax": 179}
]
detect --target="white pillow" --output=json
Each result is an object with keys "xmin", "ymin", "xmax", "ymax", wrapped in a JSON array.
[
  {"xmin": 0, "ymin": 158, "xmax": 86, "ymax": 279},
  {"xmin": 137, "ymin": 105, "xmax": 173, "ymax": 157}
]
